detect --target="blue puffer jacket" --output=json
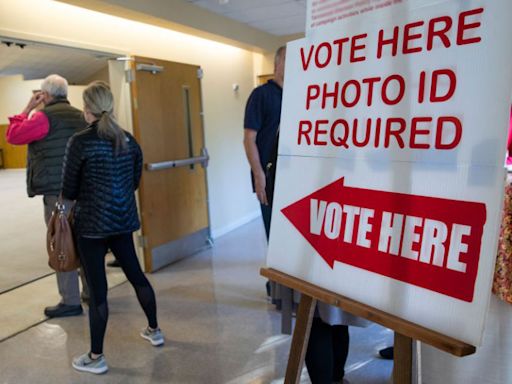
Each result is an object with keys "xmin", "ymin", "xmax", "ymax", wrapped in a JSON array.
[{"xmin": 61, "ymin": 123, "xmax": 142, "ymax": 237}]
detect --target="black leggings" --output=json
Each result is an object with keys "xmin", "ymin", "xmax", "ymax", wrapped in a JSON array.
[
  {"xmin": 77, "ymin": 233, "xmax": 158, "ymax": 355},
  {"xmin": 305, "ymin": 317, "xmax": 350, "ymax": 384}
]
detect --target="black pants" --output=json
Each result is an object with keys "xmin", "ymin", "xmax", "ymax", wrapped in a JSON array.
[
  {"xmin": 261, "ymin": 203, "xmax": 273, "ymax": 298},
  {"xmin": 305, "ymin": 317, "xmax": 350, "ymax": 384},
  {"xmin": 77, "ymin": 233, "xmax": 158, "ymax": 355},
  {"xmin": 260, "ymin": 203, "xmax": 272, "ymax": 240}
]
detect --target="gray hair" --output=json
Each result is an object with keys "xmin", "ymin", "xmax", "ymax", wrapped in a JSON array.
[{"xmin": 41, "ymin": 74, "xmax": 68, "ymax": 98}]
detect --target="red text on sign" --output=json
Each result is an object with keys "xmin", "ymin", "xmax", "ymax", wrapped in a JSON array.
[
  {"xmin": 300, "ymin": 8, "xmax": 484, "ymax": 70},
  {"xmin": 297, "ymin": 115, "xmax": 462, "ymax": 150},
  {"xmin": 306, "ymin": 74, "xmax": 406, "ymax": 109},
  {"xmin": 377, "ymin": 8, "xmax": 483, "ymax": 58},
  {"xmin": 281, "ymin": 178, "xmax": 487, "ymax": 301}
]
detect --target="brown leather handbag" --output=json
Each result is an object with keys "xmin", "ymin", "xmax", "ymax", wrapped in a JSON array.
[{"xmin": 46, "ymin": 199, "xmax": 80, "ymax": 272}]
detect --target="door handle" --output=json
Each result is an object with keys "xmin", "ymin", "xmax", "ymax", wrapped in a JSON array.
[
  {"xmin": 135, "ymin": 63, "xmax": 164, "ymax": 74},
  {"xmin": 146, "ymin": 147, "xmax": 209, "ymax": 171}
]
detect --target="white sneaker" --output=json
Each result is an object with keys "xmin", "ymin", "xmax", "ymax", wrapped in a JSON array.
[
  {"xmin": 140, "ymin": 326, "xmax": 164, "ymax": 346},
  {"xmin": 72, "ymin": 352, "xmax": 108, "ymax": 374}
]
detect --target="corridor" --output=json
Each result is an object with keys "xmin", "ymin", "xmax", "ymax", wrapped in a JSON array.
[{"xmin": 0, "ymin": 220, "xmax": 392, "ymax": 383}]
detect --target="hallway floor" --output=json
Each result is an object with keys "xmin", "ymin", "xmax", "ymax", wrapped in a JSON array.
[
  {"xmin": 0, "ymin": 169, "xmax": 49, "ymax": 293},
  {"xmin": 0, "ymin": 220, "xmax": 392, "ymax": 383}
]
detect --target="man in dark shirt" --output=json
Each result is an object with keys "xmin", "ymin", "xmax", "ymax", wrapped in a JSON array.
[{"xmin": 243, "ymin": 46, "xmax": 286, "ymax": 239}]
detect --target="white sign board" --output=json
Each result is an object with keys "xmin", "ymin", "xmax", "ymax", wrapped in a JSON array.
[{"xmin": 267, "ymin": 0, "xmax": 512, "ymax": 346}]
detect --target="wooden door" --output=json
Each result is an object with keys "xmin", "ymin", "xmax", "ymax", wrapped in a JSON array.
[
  {"xmin": 129, "ymin": 56, "xmax": 210, "ymax": 272},
  {"xmin": 0, "ymin": 125, "xmax": 27, "ymax": 168}
]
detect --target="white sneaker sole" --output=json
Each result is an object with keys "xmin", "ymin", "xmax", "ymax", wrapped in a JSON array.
[
  {"xmin": 140, "ymin": 332, "xmax": 164, "ymax": 346},
  {"xmin": 72, "ymin": 362, "xmax": 108, "ymax": 374}
]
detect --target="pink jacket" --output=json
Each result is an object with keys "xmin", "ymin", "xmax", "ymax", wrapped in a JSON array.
[{"xmin": 6, "ymin": 111, "xmax": 50, "ymax": 145}]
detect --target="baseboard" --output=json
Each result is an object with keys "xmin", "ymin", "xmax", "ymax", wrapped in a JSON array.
[
  {"xmin": 211, "ymin": 210, "xmax": 261, "ymax": 239},
  {"xmin": 151, "ymin": 228, "xmax": 209, "ymax": 271}
]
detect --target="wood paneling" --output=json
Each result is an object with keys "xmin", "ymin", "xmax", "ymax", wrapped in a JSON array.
[
  {"xmin": 258, "ymin": 73, "xmax": 273, "ymax": 85},
  {"xmin": 0, "ymin": 125, "xmax": 27, "ymax": 168}
]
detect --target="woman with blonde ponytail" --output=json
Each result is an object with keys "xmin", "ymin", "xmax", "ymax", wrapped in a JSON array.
[
  {"xmin": 61, "ymin": 81, "xmax": 163, "ymax": 375},
  {"xmin": 81, "ymin": 81, "xmax": 127, "ymax": 154}
]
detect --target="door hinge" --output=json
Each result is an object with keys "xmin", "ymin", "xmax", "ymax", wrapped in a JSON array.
[
  {"xmin": 197, "ymin": 68, "xmax": 203, "ymax": 79},
  {"xmin": 125, "ymin": 69, "xmax": 134, "ymax": 83},
  {"xmin": 137, "ymin": 235, "xmax": 148, "ymax": 248}
]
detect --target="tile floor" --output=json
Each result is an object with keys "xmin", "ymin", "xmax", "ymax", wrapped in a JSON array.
[
  {"xmin": 0, "ymin": 219, "xmax": 393, "ymax": 383},
  {"xmin": 0, "ymin": 169, "xmax": 49, "ymax": 293}
]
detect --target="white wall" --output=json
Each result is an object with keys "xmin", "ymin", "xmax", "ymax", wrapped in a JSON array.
[
  {"xmin": 0, "ymin": 75, "xmax": 85, "ymax": 124},
  {"xmin": 0, "ymin": 0, "xmax": 267, "ymax": 237}
]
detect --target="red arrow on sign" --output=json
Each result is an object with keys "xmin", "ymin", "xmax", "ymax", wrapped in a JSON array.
[{"xmin": 281, "ymin": 177, "xmax": 487, "ymax": 302}]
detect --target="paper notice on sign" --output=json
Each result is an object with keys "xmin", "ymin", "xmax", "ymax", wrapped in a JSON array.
[
  {"xmin": 268, "ymin": 0, "xmax": 512, "ymax": 347},
  {"xmin": 306, "ymin": 0, "xmax": 431, "ymax": 35},
  {"xmin": 307, "ymin": 0, "xmax": 399, "ymax": 32}
]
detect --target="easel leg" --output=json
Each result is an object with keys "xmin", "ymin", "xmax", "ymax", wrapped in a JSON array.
[
  {"xmin": 281, "ymin": 286, "xmax": 293, "ymax": 335},
  {"xmin": 393, "ymin": 332, "xmax": 413, "ymax": 384},
  {"xmin": 284, "ymin": 294, "xmax": 317, "ymax": 384}
]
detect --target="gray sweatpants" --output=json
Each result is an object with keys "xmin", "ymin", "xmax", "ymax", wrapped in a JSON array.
[{"xmin": 43, "ymin": 195, "xmax": 88, "ymax": 306}]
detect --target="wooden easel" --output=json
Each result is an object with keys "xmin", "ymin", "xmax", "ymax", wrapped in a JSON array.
[{"xmin": 261, "ymin": 268, "xmax": 476, "ymax": 384}]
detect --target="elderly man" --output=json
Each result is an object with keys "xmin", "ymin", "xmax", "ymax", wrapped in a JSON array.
[{"xmin": 6, "ymin": 74, "xmax": 87, "ymax": 318}]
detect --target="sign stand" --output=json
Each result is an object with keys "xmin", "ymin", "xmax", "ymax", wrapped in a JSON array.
[
  {"xmin": 284, "ymin": 293, "xmax": 316, "ymax": 384},
  {"xmin": 393, "ymin": 333, "xmax": 412, "ymax": 384},
  {"xmin": 261, "ymin": 267, "xmax": 476, "ymax": 384}
]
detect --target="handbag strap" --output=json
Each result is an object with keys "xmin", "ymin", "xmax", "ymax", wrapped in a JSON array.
[
  {"xmin": 56, "ymin": 194, "xmax": 76, "ymax": 218},
  {"xmin": 56, "ymin": 193, "xmax": 66, "ymax": 213}
]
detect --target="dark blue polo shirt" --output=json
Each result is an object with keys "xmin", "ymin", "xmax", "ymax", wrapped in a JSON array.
[{"xmin": 244, "ymin": 80, "xmax": 282, "ymax": 171}]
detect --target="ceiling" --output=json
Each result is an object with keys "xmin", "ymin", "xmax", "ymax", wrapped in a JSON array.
[
  {"xmin": 0, "ymin": 38, "xmax": 117, "ymax": 84},
  {"xmin": 185, "ymin": 0, "xmax": 307, "ymax": 36},
  {"xmin": 0, "ymin": 1, "xmax": 307, "ymax": 83}
]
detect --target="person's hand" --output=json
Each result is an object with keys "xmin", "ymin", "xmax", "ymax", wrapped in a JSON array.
[
  {"xmin": 254, "ymin": 171, "xmax": 268, "ymax": 205},
  {"xmin": 23, "ymin": 91, "xmax": 45, "ymax": 114}
]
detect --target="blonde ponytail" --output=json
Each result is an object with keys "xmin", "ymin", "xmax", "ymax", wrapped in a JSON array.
[{"xmin": 83, "ymin": 81, "xmax": 127, "ymax": 154}]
